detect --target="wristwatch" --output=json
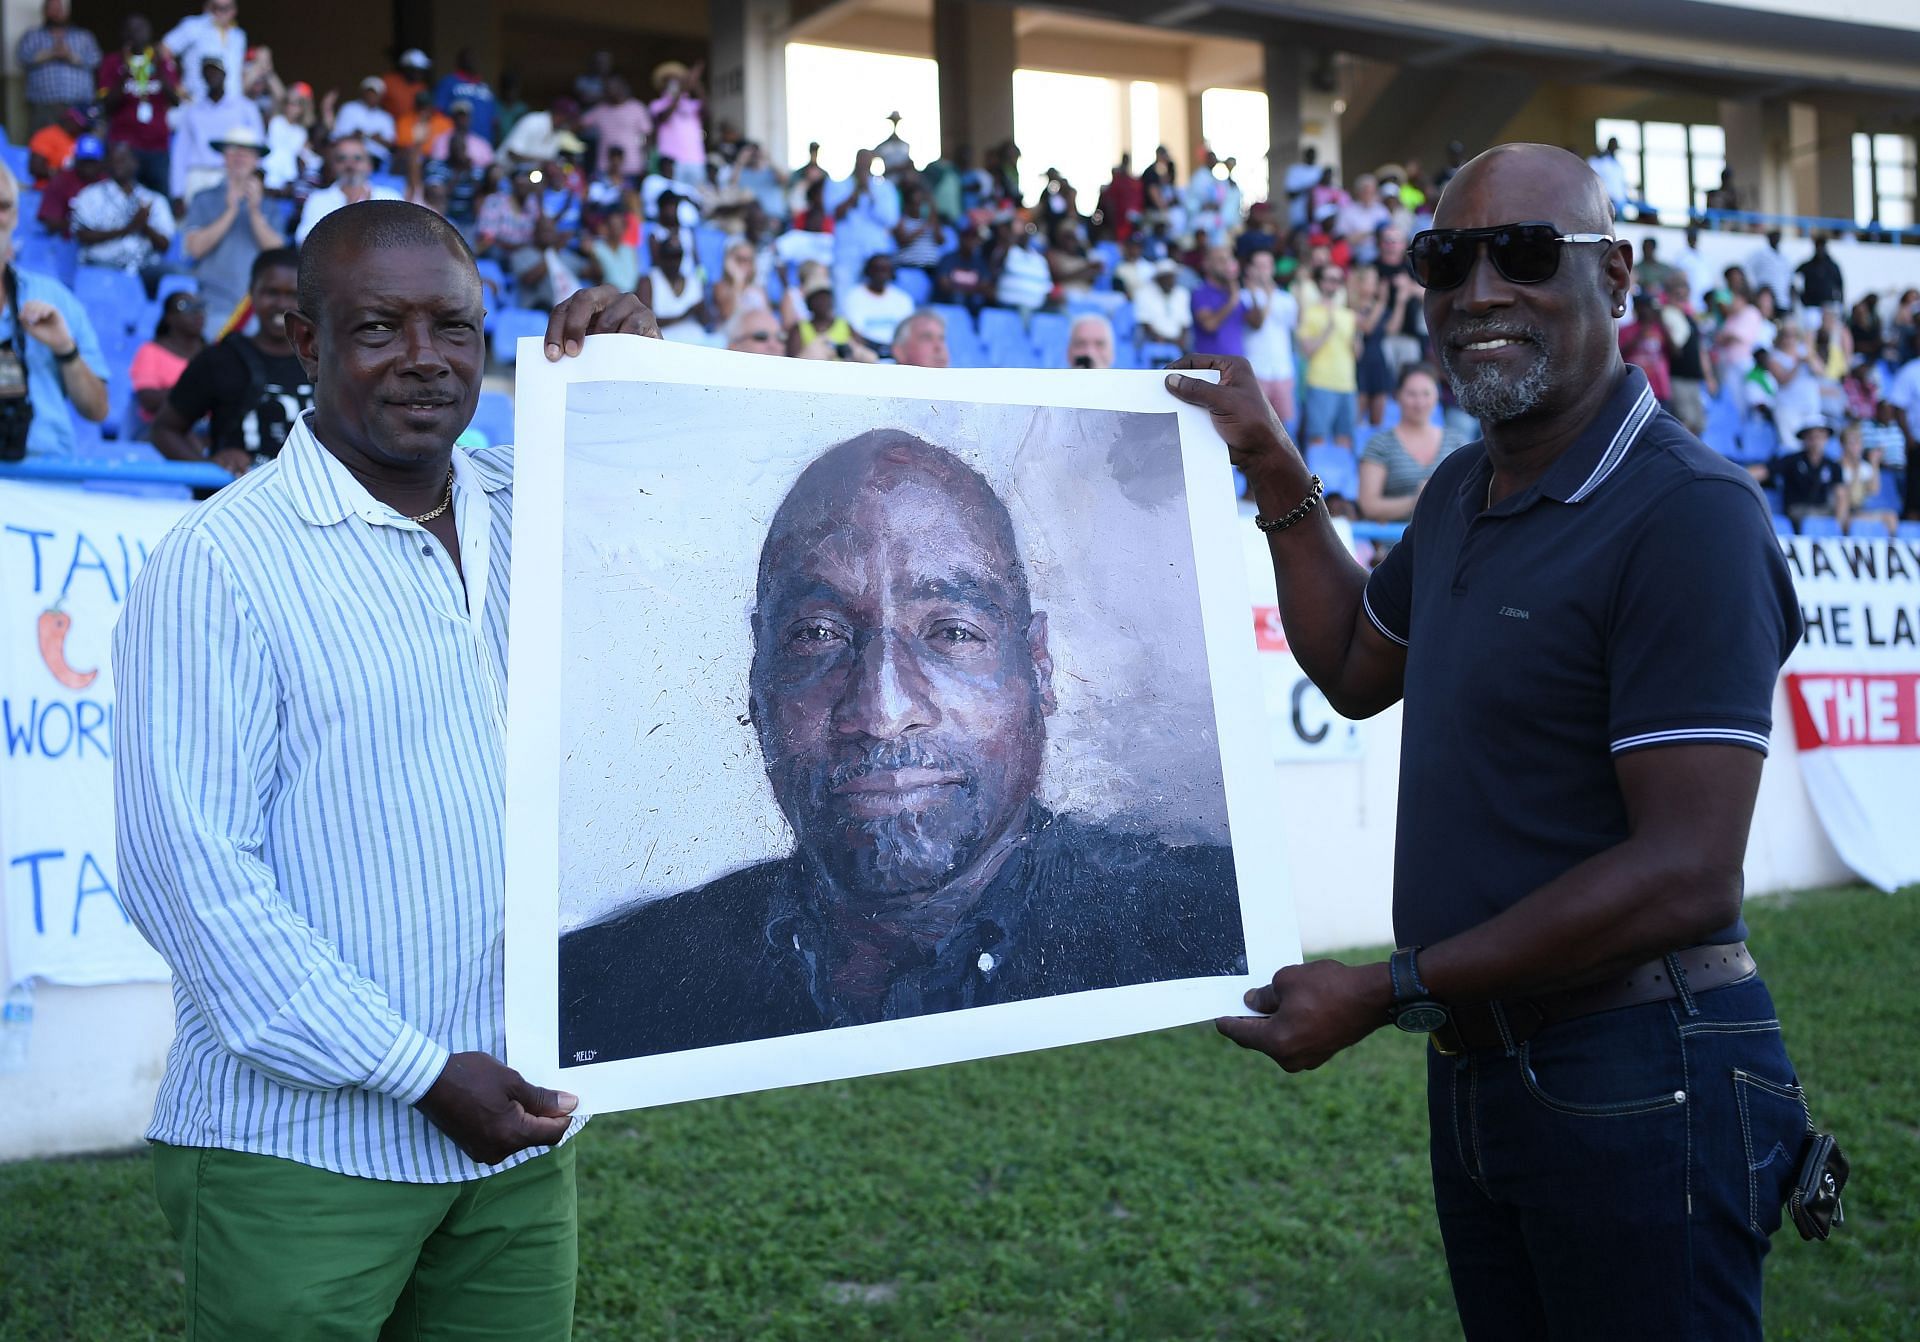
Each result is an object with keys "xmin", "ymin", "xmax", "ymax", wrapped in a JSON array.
[{"xmin": 1387, "ymin": 946, "xmax": 1450, "ymax": 1034}]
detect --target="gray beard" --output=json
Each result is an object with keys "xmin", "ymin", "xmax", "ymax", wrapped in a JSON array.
[{"xmin": 1443, "ymin": 339, "xmax": 1554, "ymax": 424}]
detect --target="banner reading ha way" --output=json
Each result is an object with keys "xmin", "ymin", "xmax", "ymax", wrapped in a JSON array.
[
  {"xmin": 1, "ymin": 481, "xmax": 187, "ymax": 986},
  {"xmin": 1780, "ymin": 535, "xmax": 1920, "ymax": 893}
]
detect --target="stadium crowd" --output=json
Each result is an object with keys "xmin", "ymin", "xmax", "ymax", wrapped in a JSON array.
[{"xmin": 5, "ymin": 0, "xmax": 1920, "ymax": 533}]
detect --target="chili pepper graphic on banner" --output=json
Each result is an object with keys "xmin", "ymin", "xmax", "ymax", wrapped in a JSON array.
[{"xmin": 37, "ymin": 604, "xmax": 98, "ymax": 690}]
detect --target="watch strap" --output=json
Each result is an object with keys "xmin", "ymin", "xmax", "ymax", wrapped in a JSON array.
[{"xmin": 1388, "ymin": 946, "xmax": 1427, "ymax": 1005}]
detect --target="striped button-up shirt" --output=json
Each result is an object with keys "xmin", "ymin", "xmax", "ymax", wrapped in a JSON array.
[{"xmin": 115, "ymin": 412, "xmax": 574, "ymax": 1182}]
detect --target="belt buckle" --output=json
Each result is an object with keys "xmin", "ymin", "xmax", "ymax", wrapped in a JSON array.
[{"xmin": 1429, "ymin": 1027, "xmax": 1462, "ymax": 1058}]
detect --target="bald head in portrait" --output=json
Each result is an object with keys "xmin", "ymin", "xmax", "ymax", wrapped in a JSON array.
[{"xmin": 559, "ymin": 430, "xmax": 1246, "ymax": 1064}]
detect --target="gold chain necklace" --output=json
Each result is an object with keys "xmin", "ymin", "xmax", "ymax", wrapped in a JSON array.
[{"xmin": 408, "ymin": 469, "xmax": 455, "ymax": 524}]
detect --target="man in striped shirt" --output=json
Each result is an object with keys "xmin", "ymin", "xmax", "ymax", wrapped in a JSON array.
[
  {"xmin": 1168, "ymin": 146, "xmax": 1808, "ymax": 1338},
  {"xmin": 115, "ymin": 201, "xmax": 656, "ymax": 1339}
]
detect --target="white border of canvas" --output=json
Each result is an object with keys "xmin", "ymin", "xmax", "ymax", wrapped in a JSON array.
[{"xmin": 505, "ymin": 335, "xmax": 1299, "ymax": 1113}]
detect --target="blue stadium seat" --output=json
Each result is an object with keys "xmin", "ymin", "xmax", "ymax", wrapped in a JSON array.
[
  {"xmin": 1771, "ymin": 514, "xmax": 1797, "ymax": 539},
  {"xmin": 368, "ymin": 173, "xmax": 406, "ymax": 199},
  {"xmin": 1306, "ymin": 442, "xmax": 1359, "ymax": 500},
  {"xmin": 1137, "ymin": 339, "xmax": 1183, "ymax": 370},
  {"xmin": 74, "ymin": 266, "xmax": 150, "ymax": 344},
  {"xmin": 895, "ymin": 267, "xmax": 932, "ymax": 306},
  {"xmin": 16, "ymin": 229, "xmax": 78, "ymax": 287},
  {"xmin": 986, "ymin": 333, "xmax": 1040, "ymax": 368},
  {"xmin": 977, "ymin": 306, "xmax": 1027, "ymax": 350},
  {"xmin": 929, "ymin": 302, "xmax": 974, "ymax": 337},
  {"xmin": 490, "ymin": 308, "xmax": 550, "ymax": 364},
  {"xmin": 1735, "ymin": 416, "xmax": 1779, "ymax": 465},
  {"xmin": 1798, "ymin": 515, "xmax": 1842, "ymax": 538},
  {"xmin": 693, "ymin": 226, "xmax": 728, "ymax": 284},
  {"xmin": 0, "ymin": 143, "xmax": 29, "ymax": 182},
  {"xmin": 469, "ymin": 389, "xmax": 514, "ymax": 447},
  {"xmin": 1897, "ymin": 520, "xmax": 1920, "ymax": 540},
  {"xmin": 1030, "ymin": 311, "xmax": 1071, "ymax": 353},
  {"xmin": 155, "ymin": 274, "xmax": 199, "ymax": 306}
]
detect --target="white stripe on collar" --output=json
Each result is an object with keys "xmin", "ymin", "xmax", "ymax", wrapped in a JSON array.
[{"xmin": 1566, "ymin": 381, "xmax": 1658, "ymax": 504}]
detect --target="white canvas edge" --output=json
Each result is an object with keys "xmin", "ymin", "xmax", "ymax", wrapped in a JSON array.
[{"xmin": 504, "ymin": 334, "xmax": 1300, "ymax": 1113}]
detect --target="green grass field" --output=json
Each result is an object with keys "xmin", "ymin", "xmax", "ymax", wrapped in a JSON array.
[{"xmin": 4, "ymin": 883, "xmax": 1915, "ymax": 1340}]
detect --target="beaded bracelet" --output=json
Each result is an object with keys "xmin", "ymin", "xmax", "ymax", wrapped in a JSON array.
[{"xmin": 1253, "ymin": 474, "xmax": 1324, "ymax": 534}]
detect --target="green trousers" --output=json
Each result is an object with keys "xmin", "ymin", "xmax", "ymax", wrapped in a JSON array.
[{"xmin": 151, "ymin": 1140, "xmax": 577, "ymax": 1341}]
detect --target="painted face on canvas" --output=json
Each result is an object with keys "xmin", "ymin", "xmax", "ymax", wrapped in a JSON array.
[{"xmin": 750, "ymin": 432, "xmax": 1055, "ymax": 899}]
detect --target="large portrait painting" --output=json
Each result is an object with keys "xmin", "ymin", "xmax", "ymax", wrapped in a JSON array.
[{"xmin": 505, "ymin": 338, "xmax": 1297, "ymax": 1113}]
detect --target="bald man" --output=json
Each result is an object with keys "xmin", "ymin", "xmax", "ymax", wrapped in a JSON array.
[
  {"xmin": 559, "ymin": 430, "xmax": 1246, "ymax": 1063},
  {"xmin": 1169, "ymin": 145, "xmax": 1809, "ymax": 1338}
]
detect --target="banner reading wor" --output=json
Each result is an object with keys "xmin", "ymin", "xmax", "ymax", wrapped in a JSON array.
[
  {"xmin": 1, "ymin": 482, "xmax": 183, "ymax": 987},
  {"xmin": 1780, "ymin": 535, "xmax": 1920, "ymax": 893}
]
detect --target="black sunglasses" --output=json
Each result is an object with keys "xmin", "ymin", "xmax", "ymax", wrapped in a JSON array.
[{"xmin": 1407, "ymin": 221, "xmax": 1614, "ymax": 290}]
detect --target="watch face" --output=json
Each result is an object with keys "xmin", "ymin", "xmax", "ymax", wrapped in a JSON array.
[{"xmin": 1393, "ymin": 1002, "xmax": 1449, "ymax": 1034}]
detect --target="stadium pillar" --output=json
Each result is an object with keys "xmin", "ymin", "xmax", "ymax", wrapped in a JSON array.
[
  {"xmin": 933, "ymin": 0, "xmax": 1016, "ymax": 161},
  {"xmin": 709, "ymin": 0, "xmax": 791, "ymax": 165},
  {"xmin": 0, "ymin": 0, "xmax": 35, "ymax": 134},
  {"xmin": 1263, "ymin": 43, "xmax": 1306, "ymax": 212},
  {"xmin": 1720, "ymin": 98, "xmax": 1795, "ymax": 219},
  {"xmin": 1804, "ymin": 104, "xmax": 1858, "ymax": 226}
]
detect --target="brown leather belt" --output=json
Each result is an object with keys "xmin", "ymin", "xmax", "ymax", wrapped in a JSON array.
[{"xmin": 1430, "ymin": 942, "xmax": 1757, "ymax": 1057}]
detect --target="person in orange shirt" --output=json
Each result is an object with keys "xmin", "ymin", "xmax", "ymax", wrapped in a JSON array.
[
  {"xmin": 380, "ymin": 47, "xmax": 430, "ymax": 121},
  {"xmin": 27, "ymin": 106, "xmax": 89, "ymax": 184},
  {"xmin": 393, "ymin": 87, "xmax": 452, "ymax": 173}
]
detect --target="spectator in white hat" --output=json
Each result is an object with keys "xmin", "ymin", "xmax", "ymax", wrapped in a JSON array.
[{"xmin": 183, "ymin": 123, "xmax": 284, "ymax": 329}]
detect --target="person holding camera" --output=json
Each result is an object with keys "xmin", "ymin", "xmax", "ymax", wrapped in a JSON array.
[{"xmin": 0, "ymin": 159, "xmax": 108, "ymax": 461}]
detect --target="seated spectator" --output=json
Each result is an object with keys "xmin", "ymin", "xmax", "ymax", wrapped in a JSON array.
[
  {"xmin": 150, "ymin": 247, "xmax": 308, "ymax": 476},
  {"xmin": 170, "ymin": 54, "xmax": 263, "ymax": 204},
  {"xmin": 183, "ymin": 124, "xmax": 284, "ymax": 333},
  {"xmin": 295, "ymin": 136, "xmax": 400, "ymax": 245},
  {"xmin": 842, "ymin": 255, "xmax": 914, "ymax": 358},
  {"xmin": 828, "ymin": 148, "xmax": 899, "ymax": 297},
  {"xmin": 1235, "ymin": 201, "xmax": 1281, "ymax": 262},
  {"xmin": 934, "ymin": 226, "xmax": 993, "ymax": 314},
  {"xmin": 1357, "ymin": 364, "xmax": 1465, "ymax": 521},
  {"xmin": 1847, "ymin": 294, "xmax": 1883, "ymax": 367},
  {"xmin": 1767, "ymin": 326, "xmax": 1825, "ymax": 440},
  {"xmin": 1067, "ymin": 313, "xmax": 1114, "ymax": 369},
  {"xmin": 1837, "ymin": 420, "xmax": 1898, "ymax": 536},
  {"xmin": 579, "ymin": 208, "xmax": 640, "ymax": 293},
  {"xmin": 1860, "ymin": 397, "xmax": 1906, "ymax": 478},
  {"xmin": 892, "ymin": 181, "xmax": 945, "ymax": 285},
  {"xmin": 0, "ymin": 156, "xmax": 109, "ymax": 458},
  {"xmin": 1633, "ymin": 237, "xmax": 1674, "ymax": 297},
  {"xmin": 711, "ymin": 239, "xmax": 770, "ymax": 326},
  {"xmin": 420, "ymin": 132, "xmax": 489, "ymax": 236},
  {"xmin": 428, "ymin": 100, "xmax": 494, "ymax": 171},
  {"xmin": 1297, "ymin": 263, "xmax": 1360, "ymax": 449},
  {"xmin": 1332, "ymin": 174, "xmax": 1390, "ymax": 265},
  {"xmin": 432, "ymin": 48, "xmax": 498, "ymax": 143},
  {"xmin": 891, "ymin": 309, "xmax": 948, "ymax": 368},
  {"xmin": 1133, "ymin": 258, "xmax": 1191, "ymax": 355},
  {"xmin": 501, "ymin": 96, "xmax": 583, "ymax": 168},
  {"xmin": 264, "ymin": 81, "xmax": 319, "ymax": 192},
  {"xmin": 98, "ymin": 16, "xmax": 180, "ymax": 196},
  {"xmin": 1750, "ymin": 422, "xmax": 1844, "ymax": 525},
  {"xmin": 1241, "ymin": 248, "xmax": 1298, "ymax": 424},
  {"xmin": 27, "ymin": 106, "xmax": 89, "ymax": 185},
  {"xmin": 1619, "ymin": 295, "xmax": 1674, "ymax": 409},
  {"xmin": 993, "ymin": 223, "xmax": 1052, "ymax": 314},
  {"xmin": 128, "ymin": 290, "xmax": 206, "ymax": 440},
  {"xmin": 725, "ymin": 305, "xmax": 784, "ymax": 355},
  {"xmin": 1047, "ymin": 220, "xmax": 1105, "ymax": 299},
  {"xmin": 72, "ymin": 141, "xmax": 177, "ymax": 287},
  {"xmin": 36, "ymin": 132, "xmax": 105, "ymax": 236},
  {"xmin": 393, "ymin": 88, "xmax": 453, "ymax": 175},
  {"xmin": 332, "ymin": 77, "xmax": 397, "ymax": 166},
  {"xmin": 790, "ymin": 274, "xmax": 875, "ymax": 362},
  {"xmin": 638, "ymin": 233, "xmax": 710, "ymax": 343},
  {"xmin": 1112, "ymin": 233, "xmax": 1153, "ymax": 299}
]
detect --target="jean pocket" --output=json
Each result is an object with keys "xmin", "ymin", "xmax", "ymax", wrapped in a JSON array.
[
  {"xmin": 1516, "ymin": 1008, "xmax": 1691, "ymax": 1118},
  {"xmin": 1733, "ymin": 1068, "xmax": 1810, "ymax": 1234}
]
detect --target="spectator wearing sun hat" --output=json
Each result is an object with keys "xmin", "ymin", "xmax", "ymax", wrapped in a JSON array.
[
  {"xmin": 650, "ymin": 59, "xmax": 707, "ymax": 187},
  {"xmin": 184, "ymin": 123, "xmax": 284, "ymax": 331}
]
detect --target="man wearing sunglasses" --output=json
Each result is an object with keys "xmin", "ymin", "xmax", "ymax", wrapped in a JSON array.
[{"xmin": 1169, "ymin": 143, "xmax": 1805, "ymax": 1338}]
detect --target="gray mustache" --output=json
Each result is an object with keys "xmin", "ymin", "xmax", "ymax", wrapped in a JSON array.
[{"xmin": 826, "ymin": 742, "xmax": 971, "ymax": 790}]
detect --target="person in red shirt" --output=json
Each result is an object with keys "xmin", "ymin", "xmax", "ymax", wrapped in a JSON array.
[
  {"xmin": 1618, "ymin": 293, "xmax": 1674, "ymax": 407},
  {"xmin": 37, "ymin": 132, "xmax": 105, "ymax": 235},
  {"xmin": 97, "ymin": 15, "xmax": 180, "ymax": 196},
  {"xmin": 1096, "ymin": 155, "xmax": 1143, "ymax": 241}
]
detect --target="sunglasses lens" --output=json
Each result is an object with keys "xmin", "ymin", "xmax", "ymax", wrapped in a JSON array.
[
  {"xmin": 1490, "ymin": 225, "xmax": 1561, "ymax": 284},
  {"xmin": 1410, "ymin": 234, "xmax": 1470, "ymax": 290}
]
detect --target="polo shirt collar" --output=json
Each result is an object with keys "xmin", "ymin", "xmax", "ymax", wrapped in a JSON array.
[
  {"xmin": 281, "ymin": 409, "xmax": 508, "ymax": 529},
  {"xmin": 1462, "ymin": 365, "xmax": 1659, "ymax": 518}
]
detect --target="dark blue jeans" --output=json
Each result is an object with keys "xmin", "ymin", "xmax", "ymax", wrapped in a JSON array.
[{"xmin": 1427, "ymin": 976, "xmax": 1806, "ymax": 1340}]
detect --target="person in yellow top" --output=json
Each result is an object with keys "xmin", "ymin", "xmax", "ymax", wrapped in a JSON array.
[
  {"xmin": 790, "ymin": 275, "xmax": 877, "ymax": 362},
  {"xmin": 1297, "ymin": 263, "xmax": 1361, "ymax": 449}
]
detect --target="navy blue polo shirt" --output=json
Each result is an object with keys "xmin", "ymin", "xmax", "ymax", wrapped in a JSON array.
[{"xmin": 1363, "ymin": 367, "xmax": 1800, "ymax": 949}]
